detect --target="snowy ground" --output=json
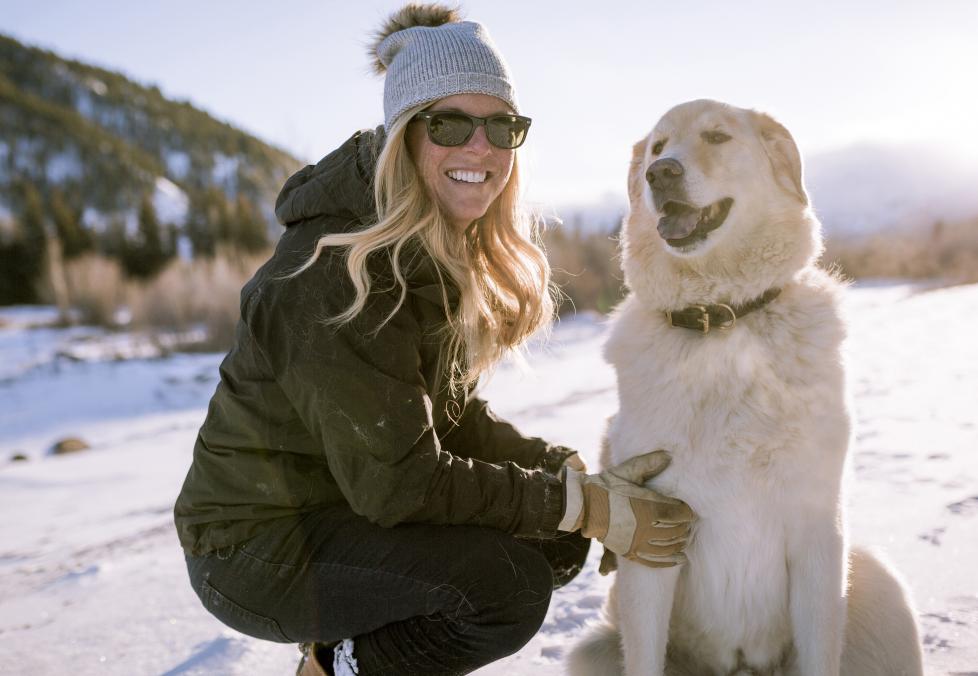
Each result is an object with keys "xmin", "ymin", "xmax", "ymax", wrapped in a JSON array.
[{"xmin": 0, "ymin": 281, "xmax": 975, "ymax": 675}]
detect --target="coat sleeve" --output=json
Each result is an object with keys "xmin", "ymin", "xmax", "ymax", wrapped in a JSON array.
[
  {"xmin": 441, "ymin": 396, "xmax": 580, "ymax": 473},
  {"xmin": 244, "ymin": 258, "xmax": 564, "ymax": 538}
]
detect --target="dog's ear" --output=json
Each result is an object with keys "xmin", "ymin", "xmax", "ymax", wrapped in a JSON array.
[
  {"xmin": 751, "ymin": 111, "xmax": 808, "ymax": 205},
  {"xmin": 627, "ymin": 134, "xmax": 650, "ymax": 208}
]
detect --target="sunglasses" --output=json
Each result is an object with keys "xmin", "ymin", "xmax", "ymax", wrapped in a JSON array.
[{"xmin": 412, "ymin": 111, "xmax": 532, "ymax": 149}]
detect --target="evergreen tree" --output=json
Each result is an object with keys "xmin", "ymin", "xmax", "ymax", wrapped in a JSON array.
[
  {"xmin": 0, "ymin": 182, "xmax": 49, "ymax": 304},
  {"xmin": 98, "ymin": 216, "xmax": 128, "ymax": 259},
  {"xmin": 122, "ymin": 195, "xmax": 170, "ymax": 277},
  {"xmin": 186, "ymin": 189, "xmax": 216, "ymax": 258},
  {"xmin": 208, "ymin": 187, "xmax": 233, "ymax": 246},
  {"xmin": 49, "ymin": 188, "xmax": 91, "ymax": 259},
  {"xmin": 233, "ymin": 194, "xmax": 269, "ymax": 253},
  {"xmin": 0, "ymin": 217, "xmax": 40, "ymax": 304},
  {"xmin": 19, "ymin": 181, "xmax": 48, "ymax": 263}
]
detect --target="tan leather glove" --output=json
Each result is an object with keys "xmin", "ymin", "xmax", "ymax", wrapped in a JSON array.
[
  {"xmin": 558, "ymin": 450, "xmax": 693, "ymax": 569},
  {"xmin": 561, "ymin": 452, "xmax": 587, "ymax": 473}
]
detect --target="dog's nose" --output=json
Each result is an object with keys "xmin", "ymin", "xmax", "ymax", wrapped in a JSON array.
[{"xmin": 646, "ymin": 158, "xmax": 684, "ymax": 187}]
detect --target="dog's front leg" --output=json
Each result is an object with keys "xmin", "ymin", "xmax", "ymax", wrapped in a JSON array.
[
  {"xmin": 616, "ymin": 557, "xmax": 681, "ymax": 675},
  {"xmin": 787, "ymin": 513, "xmax": 847, "ymax": 675}
]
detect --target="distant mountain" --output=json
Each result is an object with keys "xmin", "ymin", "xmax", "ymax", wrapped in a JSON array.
[
  {"xmin": 553, "ymin": 143, "xmax": 978, "ymax": 239},
  {"xmin": 0, "ymin": 33, "xmax": 301, "ymax": 242},
  {"xmin": 805, "ymin": 143, "xmax": 978, "ymax": 238}
]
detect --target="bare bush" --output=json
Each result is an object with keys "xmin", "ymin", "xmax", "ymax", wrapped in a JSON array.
[
  {"xmin": 128, "ymin": 247, "xmax": 270, "ymax": 351},
  {"xmin": 543, "ymin": 226, "xmax": 625, "ymax": 315},
  {"xmin": 63, "ymin": 254, "xmax": 127, "ymax": 326},
  {"xmin": 822, "ymin": 217, "xmax": 978, "ymax": 286}
]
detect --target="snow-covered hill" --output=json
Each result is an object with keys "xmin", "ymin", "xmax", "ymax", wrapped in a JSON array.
[{"xmin": 1, "ymin": 282, "xmax": 976, "ymax": 674}]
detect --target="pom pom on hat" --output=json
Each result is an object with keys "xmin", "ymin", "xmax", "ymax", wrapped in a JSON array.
[{"xmin": 369, "ymin": 3, "xmax": 463, "ymax": 74}]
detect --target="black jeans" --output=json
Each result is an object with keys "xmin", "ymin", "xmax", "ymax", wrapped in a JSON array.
[{"xmin": 184, "ymin": 505, "xmax": 590, "ymax": 675}]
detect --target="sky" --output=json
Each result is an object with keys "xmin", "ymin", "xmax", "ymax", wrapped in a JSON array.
[{"xmin": 2, "ymin": 0, "xmax": 977, "ymax": 208}]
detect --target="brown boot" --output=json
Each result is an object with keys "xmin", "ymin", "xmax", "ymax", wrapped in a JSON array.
[{"xmin": 296, "ymin": 642, "xmax": 333, "ymax": 676}]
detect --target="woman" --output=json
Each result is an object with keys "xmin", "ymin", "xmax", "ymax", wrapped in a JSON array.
[{"xmin": 174, "ymin": 5, "xmax": 693, "ymax": 675}]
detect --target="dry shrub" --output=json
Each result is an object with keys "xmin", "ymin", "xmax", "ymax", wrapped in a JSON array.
[
  {"xmin": 543, "ymin": 226, "xmax": 625, "ymax": 315},
  {"xmin": 822, "ymin": 217, "xmax": 978, "ymax": 285},
  {"xmin": 128, "ymin": 247, "xmax": 270, "ymax": 351},
  {"xmin": 63, "ymin": 254, "xmax": 126, "ymax": 326}
]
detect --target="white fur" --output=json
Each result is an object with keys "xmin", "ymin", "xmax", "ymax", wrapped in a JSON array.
[{"xmin": 568, "ymin": 100, "xmax": 923, "ymax": 676}]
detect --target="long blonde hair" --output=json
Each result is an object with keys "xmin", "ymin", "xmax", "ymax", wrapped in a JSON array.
[{"xmin": 291, "ymin": 104, "xmax": 555, "ymax": 393}]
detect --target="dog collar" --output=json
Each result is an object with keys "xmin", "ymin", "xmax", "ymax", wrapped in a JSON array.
[{"xmin": 665, "ymin": 288, "xmax": 782, "ymax": 334}]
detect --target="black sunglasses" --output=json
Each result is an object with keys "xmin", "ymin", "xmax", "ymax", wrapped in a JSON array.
[{"xmin": 412, "ymin": 111, "xmax": 532, "ymax": 149}]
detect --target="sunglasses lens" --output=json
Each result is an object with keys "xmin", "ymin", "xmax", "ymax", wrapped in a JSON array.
[
  {"xmin": 487, "ymin": 116, "xmax": 530, "ymax": 149},
  {"xmin": 427, "ymin": 113, "xmax": 474, "ymax": 146}
]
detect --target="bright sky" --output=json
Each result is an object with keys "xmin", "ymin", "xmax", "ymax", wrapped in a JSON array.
[{"xmin": 3, "ymin": 0, "xmax": 977, "ymax": 208}]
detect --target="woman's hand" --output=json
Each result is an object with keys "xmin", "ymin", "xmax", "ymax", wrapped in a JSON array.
[{"xmin": 558, "ymin": 450, "xmax": 694, "ymax": 569}]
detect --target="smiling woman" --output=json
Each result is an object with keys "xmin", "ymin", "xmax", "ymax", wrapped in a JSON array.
[{"xmin": 172, "ymin": 3, "xmax": 694, "ymax": 675}]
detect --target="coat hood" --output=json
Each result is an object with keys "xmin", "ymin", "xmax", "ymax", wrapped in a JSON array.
[
  {"xmin": 275, "ymin": 126, "xmax": 386, "ymax": 227},
  {"xmin": 272, "ymin": 125, "xmax": 459, "ymax": 309}
]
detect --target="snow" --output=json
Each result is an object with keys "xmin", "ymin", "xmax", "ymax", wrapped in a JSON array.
[
  {"xmin": 86, "ymin": 78, "xmax": 108, "ymax": 97},
  {"xmin": 153, "ymin": 176, "xmax": 189, "ymax": 227},
  {"xmin": 0, "ymin": 282, "xmax": 976, "ymax": 675},
  {"xmin": 165, "ymin": 150, "xmax": 192, "ymax": 181},
  {"xmin": 211, "ymin": 153, "xmax": 240, "ymax": 194},
  {"xmin": 81, "ymin": 206, "xmax": 110, "ymax": 233},
  {"xmin": 13, "ymin": 137, "xmax": 44, "ymax": 174},
  {"xmin": 45, "ymin": 148, "xmax": 84, "ymax": 183}
]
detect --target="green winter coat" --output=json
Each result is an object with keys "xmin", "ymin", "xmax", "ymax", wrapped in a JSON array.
[{"xmin": 174, "ymin": 127, "xmax": 572, "ymax": 556}]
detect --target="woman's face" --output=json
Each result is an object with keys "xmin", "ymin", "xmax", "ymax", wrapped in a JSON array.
[{"xmin": 406, "ymin": 93, "xmax": 516, "ymax": 230}]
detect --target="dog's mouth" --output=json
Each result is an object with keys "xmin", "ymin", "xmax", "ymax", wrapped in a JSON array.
[{"xmin": 657, "ymin": 197, "xmax": 734, "ymax": 248}]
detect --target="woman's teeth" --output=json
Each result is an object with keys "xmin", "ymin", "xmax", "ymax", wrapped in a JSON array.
[{"xmin": 447, "ymin": 170, "xmax": 487, "ymax": 184}]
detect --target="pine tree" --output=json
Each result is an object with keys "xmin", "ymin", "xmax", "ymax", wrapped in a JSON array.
[
  {"xmin": 19, "ymin": 182, "xmax": 48, "ymax": 264},
  {"xmin": 234, "ymin": 194, "xmax": 269, "ymax": 253},
  {"xmin": 186, "ymin": 189, "xmax": 216, "ymax": 258},
  {"xmin": 208, "ymin": 188, "xmax": 233, "ymax": 246},
  {"xmin": 49, "ymin": 188, "xmax": 91, "ymax": 259},
  {"xmin": 0, "ymin": 182, "xmax": 49, "ymax": 304},
  {"xmin": 123, "ymin": 195, "xmax": 170, "ymax": 278},
  {"xmin": 0, "ymin": 216, "xmax": 39, "ymax": 304}
]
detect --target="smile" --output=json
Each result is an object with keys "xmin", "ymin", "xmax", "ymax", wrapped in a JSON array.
[
  {"xmin": 446, "ymin": 170, "xmax": 488, "ymax": 184},
  {"xmin": 658, "ymin": 197, "xmax": 734, "ymax": 248}
]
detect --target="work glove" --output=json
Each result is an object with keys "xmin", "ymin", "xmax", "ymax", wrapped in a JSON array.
[
  {"xmin": 561, "ymin": 451, "xmax": 587, "ymax": 473},
  {"xmin": 558, "ymin": 450, "xmax": 693, "ymax": 569}
]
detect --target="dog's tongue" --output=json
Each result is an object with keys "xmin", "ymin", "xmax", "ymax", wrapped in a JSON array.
[{"xmin": 658, "ymin": 207, "xmax": 700, "ymax": 240}]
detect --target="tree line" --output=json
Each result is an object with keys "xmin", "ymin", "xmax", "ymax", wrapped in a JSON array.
[{"xmin": 0, "ymin": 181, "xmax": 270, "ymax": 305}]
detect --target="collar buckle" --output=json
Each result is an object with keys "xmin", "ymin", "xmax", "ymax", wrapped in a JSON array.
[{"xmin": 714, "ymin": 303, "xmax": 737, "ymax": 330}]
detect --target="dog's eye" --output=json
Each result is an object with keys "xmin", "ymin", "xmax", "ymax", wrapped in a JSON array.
[
  {"xmin": 651, "ymin": 140, "xmax": 666, "ymax": 155},
  {"xmin": 702, "ymin": 131, "xmax": 732, "ymax": 145}
]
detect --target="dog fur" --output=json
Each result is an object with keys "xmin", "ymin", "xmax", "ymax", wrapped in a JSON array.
[{"xmin": 567, "ymin": 100, "xmax": 923, "ymax": 676}]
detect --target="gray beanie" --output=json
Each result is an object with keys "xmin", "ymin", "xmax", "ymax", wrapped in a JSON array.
[{"xmin": 370, "ymin": 4, "xmax": 519, "ymax": 131}]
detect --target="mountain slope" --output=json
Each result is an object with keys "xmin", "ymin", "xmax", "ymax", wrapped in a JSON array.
[{"xmin": 0, "ymin": 33, "xmax": 301, "ymax": 233}]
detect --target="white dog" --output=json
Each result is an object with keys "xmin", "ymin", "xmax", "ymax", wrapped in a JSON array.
[{"xmin": 567, "ymin": 100, "xmax": 923, "ymax": 676}]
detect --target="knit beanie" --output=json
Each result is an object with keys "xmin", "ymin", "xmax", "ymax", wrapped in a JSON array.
[{"xmin": 370, "ymin": 4, "xmax": 519, "ymax": 131}]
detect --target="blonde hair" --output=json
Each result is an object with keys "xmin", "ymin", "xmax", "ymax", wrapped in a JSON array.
[{"xmin": 291, "ymin": 104, "xmax": 555, "ymax": 393}]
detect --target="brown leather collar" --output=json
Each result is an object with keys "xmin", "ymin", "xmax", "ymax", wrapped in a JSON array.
[{"xmin": 666, "ymin": 288, "xmax": 782, "ymax": 334}]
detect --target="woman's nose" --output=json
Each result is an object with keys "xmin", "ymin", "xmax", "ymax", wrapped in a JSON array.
[{"xmin": 463, "ymin": 125, "xmax": 492, "ymax": 153}]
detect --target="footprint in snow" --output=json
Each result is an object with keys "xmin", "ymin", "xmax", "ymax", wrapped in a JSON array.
[{"xmin": 947, "ymin": 496, "xmax": 978, "ymax": 516}]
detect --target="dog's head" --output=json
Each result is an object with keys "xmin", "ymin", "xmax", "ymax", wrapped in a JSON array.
[{"xmin": 623, "ymin": 100, "xmax": 822, "ymax": 306}]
